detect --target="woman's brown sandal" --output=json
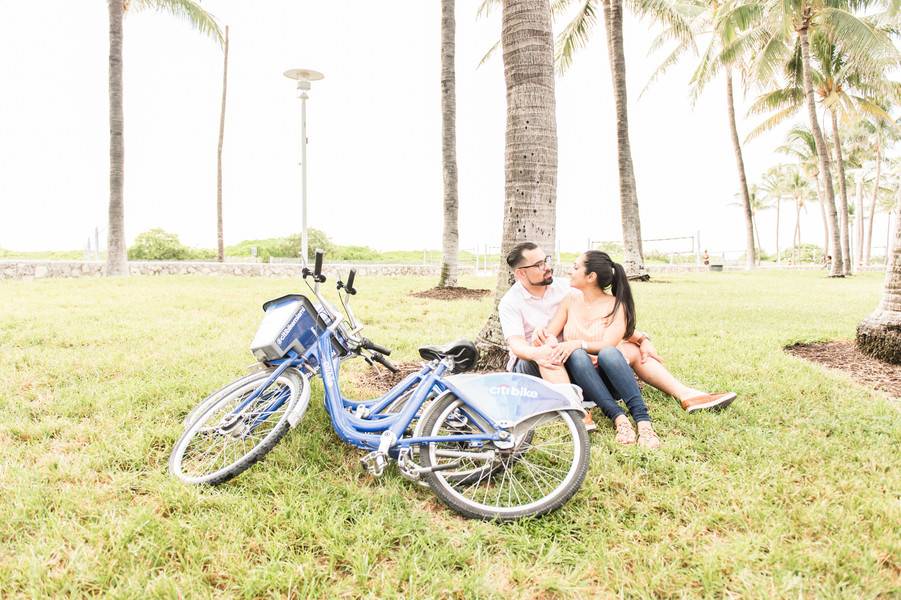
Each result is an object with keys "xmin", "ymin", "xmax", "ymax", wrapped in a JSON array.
[
  {"xmin": 636, "ymin": 421, "xmax": 661, "ymax": 450},
  {"xmin": 614, "ymin": 417, "xmax": 636, "ymax": 445}
]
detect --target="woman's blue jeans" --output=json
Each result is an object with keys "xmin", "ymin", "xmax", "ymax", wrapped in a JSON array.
[{"xmin": 513, "ymin": 348, "xmax": 650, "ymax": 423}]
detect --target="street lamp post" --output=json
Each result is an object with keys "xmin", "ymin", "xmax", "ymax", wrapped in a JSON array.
[{"xmin": 284, "ymin": 68, "xmax": 324, "ymax": 265}]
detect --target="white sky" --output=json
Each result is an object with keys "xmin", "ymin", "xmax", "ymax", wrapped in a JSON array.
[{"xmin": 0, "ymin": 0, "xmax": 893, "ymax": 256}]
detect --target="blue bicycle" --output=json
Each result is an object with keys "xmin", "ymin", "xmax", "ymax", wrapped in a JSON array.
[{"xmin": 169, "ymin": 251, "xmax": 590, "ymax": 520}]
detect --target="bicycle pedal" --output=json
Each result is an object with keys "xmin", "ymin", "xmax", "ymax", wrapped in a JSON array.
[{"xmin": 360, "ymin": 450, "xmax": 388, "ymax": 477}]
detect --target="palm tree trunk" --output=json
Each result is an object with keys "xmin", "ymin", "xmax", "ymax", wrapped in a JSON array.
[
  {"xmin": 855, "ymin": 173, "xmax": 864, "ymax": 269},
  {"xmin": 794, "ymin": 198, "xmax": 801, "ymax": 264},
  {"xmin": 725, "ymin": 70, "xmax": 756, "ymax": 270},
  {"xmin": 216, "ymin": 26, "xmax": 229, "ymax": 263},
  {"xmin": 799, "ymin": 24, "xmax": 842, "ymax": 276},
  {"xmin": 106, "ymin": 0, "xmax": 127, "ymax": 276},
  {"xmin": 602, "ymin": 0, "xmax": 645, "ymax": 279},
  {"xmin": 476, "ymin": 0, "xmax": 558, "ymax": 369},
  {"xmin": 776, "ymin": 196, "xmax": 781, "ymax": 265},
  {"xmin": 438, "ymin": 0, "xmax": 460, "ymax": 288},
  {"xmin": 830, "ymin": 110, "xmax": 851, "ymax": 274},
  {"xmin": 864, "ymin": 141, "xmax": 882, "ymax": 264},
  {"xmin": 753, "ymin": 214, "xmax": 762, "ymax": 262},
  {"xmin": 856, "ymin": 208, "xmax": 900, "ymax": 363},
  {"xmin": 816, "ymin": 176, "xmax": 828, "ymax": 260}
]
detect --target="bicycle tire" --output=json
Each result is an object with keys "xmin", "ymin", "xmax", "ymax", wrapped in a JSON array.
[
  {"xmin": 169, "ymin": 370, "xmax": 304, "ymax": 485},
  {"xmin": 182, "ymin": 367, "xmax": 281, "ymax": 428},
  {"xmin": 420, "ymin": 394, "xmax": 589, "ymax": 521}
]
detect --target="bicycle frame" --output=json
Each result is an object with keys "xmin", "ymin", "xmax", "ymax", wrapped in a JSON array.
[{"xmin": 249, "ymin": 319, "xmax": 505, "ymax": 453}]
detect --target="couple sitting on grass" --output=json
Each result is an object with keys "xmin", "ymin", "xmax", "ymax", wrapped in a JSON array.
[{"xmin": 499, "ymin": 242, "xmax": 736, "ymax": 449}]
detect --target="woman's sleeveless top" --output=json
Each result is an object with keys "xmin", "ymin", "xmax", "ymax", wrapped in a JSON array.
[{"xmin": 563, "ymin": 290, "xmax": 614, "ymax": 345}]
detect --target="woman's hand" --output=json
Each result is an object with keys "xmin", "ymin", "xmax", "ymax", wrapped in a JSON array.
[
  {"xmin": 639, "ymin": 337, "xmax": 663, "ymax": 364},
  {"xmin": 546, "ymin": 340, "xmax": 581, "ymax": 365},
  {"xmin": 532, "ymin": 327, "xmax": 550, "ymax": 346}
]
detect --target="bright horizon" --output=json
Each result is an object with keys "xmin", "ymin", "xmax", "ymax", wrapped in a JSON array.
[{"xmin": 0, "ymin": 0, "xmax": 894, "ymax": 258}]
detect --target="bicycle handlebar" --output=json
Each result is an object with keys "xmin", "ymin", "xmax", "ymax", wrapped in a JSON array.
[
  {"xmin": 361, "ymin": 337, "xmax": 392, "ymax": 356},
  {"xmin": 370, "ymin": 351, "xmax": 399, "ymax": 373},
  {"xmin": 345, "ymin": 269, "xmax": 357, "ymax": 295}
]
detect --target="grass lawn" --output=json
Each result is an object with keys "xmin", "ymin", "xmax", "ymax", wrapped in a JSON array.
[{"xmin": 0, "ymin": 271, "xmax": 898, "ymax": 598}]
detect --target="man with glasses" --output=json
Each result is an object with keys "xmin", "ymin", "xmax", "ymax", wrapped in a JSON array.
[{"xmin": 498, "ymin": 242, "xmax": 736, "ymax": 416}]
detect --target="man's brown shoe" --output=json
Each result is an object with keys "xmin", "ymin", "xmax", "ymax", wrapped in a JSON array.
[{"xmin": 681, "ymin": 392, "xmax": 737, "ymax": 413}]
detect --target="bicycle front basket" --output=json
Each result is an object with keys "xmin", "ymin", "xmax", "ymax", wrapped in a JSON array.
[{"xmin": 250, "ymin": 294, "xmax": 326, "ymax": 361}]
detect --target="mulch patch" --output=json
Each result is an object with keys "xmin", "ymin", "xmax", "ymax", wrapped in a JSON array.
[
  {"xmin": 410, "ymin": 287, "xmax": 491, "ymax": 301},
  {"xmin": 785, "ymin": 340, "xmax": 900, "ymax": 399},
  {"xmin": 350, "ymin": 361, "xmax": 424, "ymax": 392}
]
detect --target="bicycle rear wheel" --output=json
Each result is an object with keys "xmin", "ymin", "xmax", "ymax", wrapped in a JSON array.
[
  {"xmin": 169, "ymin": 370, "xmax": 304, "ymax": 485},
  {"xmin": 420, "ymin": 395, "xmax": 589, "ymax": 521}
]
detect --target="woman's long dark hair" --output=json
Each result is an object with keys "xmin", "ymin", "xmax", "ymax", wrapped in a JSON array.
[{"xmin": 583, "ymin": 250, "xmax": 635, "ymax": 338}]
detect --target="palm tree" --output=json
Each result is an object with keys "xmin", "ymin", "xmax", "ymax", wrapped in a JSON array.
[
  {"xmin": 730, "ymin": 184, "xmax": 770, "ymax": 262},
  {"xmin": 758, "ymin": 165, "xmax": 790, "ymax": 263},
  {"xmin": 106, "ymin": 0, "xmax": 222, "ymax": 276},
  {"xmin": 778, "ymin": 125, "xmax": 828, "ymax": 258},
  {"xmin": 476, "ymin": 0, "xmax": 559, "ymax": 369},
  {"xmin": 439, "ymin": 0, "xmax": 460, "ymax": 288},
  {"xmin": 555, "ymin": 0, "xmax": 691, "ymax": 278},
  {"xmin": 644, "ymin": 0, "xmax": 759, "ymax": 269},
  {"xmin": 856, "ymin": 207, "xmax": 900, "ymax": 363},
  {"xmin": 741, "ymin": 0, "xmax": 898, "ymax": 277},
  {"xmin": 216, "ymin": 25, "xmax": 229, "ymax": 263},
  {"xmin": 783, "ymin": 164, "xmax": 811, "ymax": 263},
  {"xmin": 861, "ymin": 119, "xmax": 901, "ymax": 264}
]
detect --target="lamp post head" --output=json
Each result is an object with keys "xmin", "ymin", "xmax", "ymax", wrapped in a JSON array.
[{"xmin": 284, "ymin": 69, "xmax": 324, "ymax": 86}]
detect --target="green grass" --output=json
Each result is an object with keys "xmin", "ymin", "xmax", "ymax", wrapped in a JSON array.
[{"xmin": 0, "ymin": 271, "xmax": 897, "ymax": 598}]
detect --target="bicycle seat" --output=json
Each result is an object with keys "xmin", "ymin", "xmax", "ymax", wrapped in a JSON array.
[{"xmin": 418, "ymin": 340, "xmax": 479, "ymax": 373}]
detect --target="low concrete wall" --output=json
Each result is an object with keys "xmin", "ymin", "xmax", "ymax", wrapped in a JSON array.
[
  {"xmin": 0, "ymin": 260, "xmax": 477, "ymax": 280},
  {"xmin": 1, "ymin": 259, "xmax": 886, "ymax": 280}
]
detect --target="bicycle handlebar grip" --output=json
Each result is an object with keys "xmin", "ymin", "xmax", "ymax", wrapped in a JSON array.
[
  {"xmin": 346, "ymin": 269, "xmax": 357, "ymax": 293},
  {"xmin": 371, "ymin": 351, "xmax": 399, "ymax": 373},
  {"xmin": 314, "ymin": 249, "xmax": 324, "ymax": 277},
  {"xmin": 362, "ymin": 338, "xmax": 391, "ymax": 356}
]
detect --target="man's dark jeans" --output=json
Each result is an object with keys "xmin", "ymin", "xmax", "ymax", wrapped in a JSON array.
[{"xmin": 512, "ymin": 348, "xmax": 650, "ymax": 423}]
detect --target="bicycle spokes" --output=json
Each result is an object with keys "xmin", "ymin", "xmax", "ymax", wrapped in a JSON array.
[
  {"xmin": 178, "ymin": 380, "xmax": 293, "ymax": 479},
  {"xmin": 428, "ymin": 405, "xmax": 579, "ymax": 511}
]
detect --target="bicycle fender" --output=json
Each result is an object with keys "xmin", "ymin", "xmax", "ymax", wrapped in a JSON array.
[
  {"xmin": 441, "ymin": 373, "xmax": 585, "ymax": 426},
  {"xmin": 287, "ymin": 372, "xmax": 312, "ymax": 427}
]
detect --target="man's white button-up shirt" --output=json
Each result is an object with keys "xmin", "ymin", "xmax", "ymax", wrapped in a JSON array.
[{"xmin": 498, "ymin": 278, "xmax": 571, "ymax": 345}]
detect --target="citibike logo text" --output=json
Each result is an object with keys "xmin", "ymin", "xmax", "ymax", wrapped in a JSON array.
[
  {"xmin": 277, "ymin": 308, "xmax": 305, "ymax": 346},
  {"xmin": 489, "ymin": 385, "xmax": 538, "ymax": 399}
]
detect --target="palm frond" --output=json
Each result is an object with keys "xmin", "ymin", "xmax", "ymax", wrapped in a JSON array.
[
  {"xmin": 134, "ymin": 0, "xmax": 223, "ymax": 45},
  {"xmin": 478, "ymin": 39, "xmax": 502, "ymax": 68},
  {"xmin": 816, "ymin": 8, "xmax": 900, "ymax": 74},
  {"xmin": 641, "ymin": 38, "xmax": 693, "ymax": 98},
  {"xmin": 555, "ymin": 0, "xmax": 598, "ymax": 74},
  {"xmin": 747, "ymin": 86, "xmax": 803, "ymax": 116},
  {"xmin": 476, "ymin": 0, "xmax": 501, "ymax": 19},
  {"xmin": 749, "ymin": 31, "xmax": 790, "ymax": 85},
  {"xmin": 853, "ymin": 97, "xmax": 898, "ymax": 127},
  {"xmin": 626, "ymin": 0, "xmax": 694, "ymax": 46},
  {"xmin": 745, "ymin": 104, "xmax": 803, "ymax": 142}
]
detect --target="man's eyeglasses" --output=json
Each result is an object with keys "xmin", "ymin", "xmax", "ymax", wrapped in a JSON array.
[{"xmin": 516, "ymin": 256, "xmax": 553, "ymax": 271}]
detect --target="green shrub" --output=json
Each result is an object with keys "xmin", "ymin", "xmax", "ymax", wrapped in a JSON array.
[
  {"xmin": 779, "ymin": 243, "xmax": 824, "ymax": 263},
  {"xmin": 128, "ymin": 229, "xmax": 190, "ymax": 260},
  {"xmin": 225, "ymin": 229, "xmax": 333, "ymax": 262}
]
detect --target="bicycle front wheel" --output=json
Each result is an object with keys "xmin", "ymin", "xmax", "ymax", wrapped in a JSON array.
[
  {"xmin": 169, "ymin": 370, "xmax": 304, "ymax": 485},
  {"xmin": 420, "ymin": 395, "xmax": 589, "ymax": 521},
  {"xmin": 182, "ymin": 367, "xmax": 279, "ymax": 429}
]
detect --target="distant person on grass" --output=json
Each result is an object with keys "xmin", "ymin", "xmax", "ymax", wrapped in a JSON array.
[{"xmin": 498, "ymin": 242, "xmax": 736, "ymax": 448}]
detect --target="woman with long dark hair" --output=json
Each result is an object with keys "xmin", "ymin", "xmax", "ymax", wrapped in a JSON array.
[{"xmin": 537, "ymin": 251, "xmax": 660, "ymax": 448}]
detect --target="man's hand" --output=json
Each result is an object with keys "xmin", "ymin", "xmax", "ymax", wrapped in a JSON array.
[
  {"xmin": 639, "ymin": 337, "xmax": 663, "ymax": 364},
  {"xmin": 532, "ymin": 327, "xmax": 550, "ymax": 346}
]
